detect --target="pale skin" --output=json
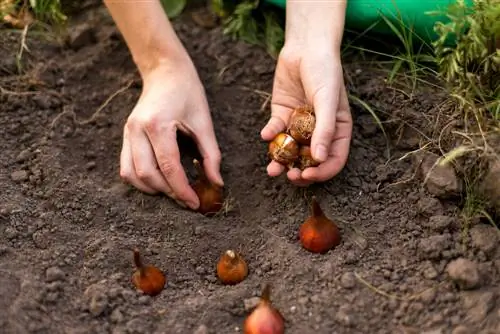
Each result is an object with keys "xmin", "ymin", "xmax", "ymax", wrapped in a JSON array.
[{"xmin": 103, "ymin": 0, "xmax": 352, "ymax": 210}]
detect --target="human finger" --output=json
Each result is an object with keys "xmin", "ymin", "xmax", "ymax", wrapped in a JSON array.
[
  {"xmin": 301, "ymin": 136, "xmax": 350, "ymax": 181},
  {"xmin": 119, "ymin": 129, "xmax": 157, "ymax": 194},
  {"xmin": 129, "ymin": 129, "xmax": 174, "ymax": 196},
  {"xmin": 146, "ymin": 120, "xmax": 200, "ymax": 210},
  {"xmin": 261, "ymin": 103, "xmax": 291, "ymax": 141},
  {"xmin": 266, "ymin": 160, "xmax": 286, "ymax": 177},
  {"xmin": 190, "ymin": 115, "xmax": 224, "ymax": 187},
  {"xmin": 287, "ymin": 168, "xmax": 313, "ymax": 187}
]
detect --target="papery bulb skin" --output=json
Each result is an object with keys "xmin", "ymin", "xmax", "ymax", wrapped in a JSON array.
[
  {"xmin": 299, "ymin": 197, "xmax": 341, "ymax": 254},
  {"xmin": 268, "ymin": 133, "xmax": 300, "ymax": 166},
  {"xmin": 297, "ymin": 145, "xmax": 320, "ymax": 170},
  {"xmin": 192, "ymin": 159, "xmax": 224, "ymax": 216},
  {"xmin": 131, "ymin": 248, "xmax": 166, "ymax": 296},
  {"xmin": 216, "ymin": 250, "xmax": 248, "ymax": 285},
  {"xmin": 288, "ymin": 105, "xmax": 315, "ymax": 145},
  {"xmin": 243, "ymin": 285, "xmax": 285, "ymax": 334}
]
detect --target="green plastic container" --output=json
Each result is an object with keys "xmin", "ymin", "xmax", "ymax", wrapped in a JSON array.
[{"xmin": 263, "ymin": 0, "xmax": 474, "ymax": 43}]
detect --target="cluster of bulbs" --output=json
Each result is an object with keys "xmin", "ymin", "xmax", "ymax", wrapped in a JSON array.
[{"xmin": 129, "ymin": 105, "xmax": 342, "ymax": 333}]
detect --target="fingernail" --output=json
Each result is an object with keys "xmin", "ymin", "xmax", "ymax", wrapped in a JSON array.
[{"xmin": 314, "ymin": 144, "xmax": 328, "ymax": 162}]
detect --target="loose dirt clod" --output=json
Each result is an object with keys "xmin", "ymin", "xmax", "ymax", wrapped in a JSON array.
[{"xmin": 446, "ymin": 258, "xmax": 481, "ymax": 290}]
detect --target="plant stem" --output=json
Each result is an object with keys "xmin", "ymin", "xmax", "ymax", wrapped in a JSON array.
[
  {"xmin": 193, "ymin": 158, "xmax": 207, "ymax": 182},
  {"xmin": 310, "ymin": 196, "xmax": 324, "ymax": 218},
  {"xmin": 133, "ymin": 248, "xmax": 146, "ymax": 277}
]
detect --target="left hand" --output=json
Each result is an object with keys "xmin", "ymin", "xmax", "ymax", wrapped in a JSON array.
[{"xmin": 261, "ymin": 45, "xmax": 353, "ymax": 186}]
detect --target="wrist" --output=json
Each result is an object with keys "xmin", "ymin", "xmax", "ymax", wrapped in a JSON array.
[
  {"xmin": 132, "ymin": 33, "xmax": 191, "ymax": 80},
  {"xmin": 285, "ymin": 0, "xmax": 346, "ymax": 52}
]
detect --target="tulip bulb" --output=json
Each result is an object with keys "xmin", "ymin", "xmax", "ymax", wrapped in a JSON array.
[
  {"xmin": 192, "ymin": 158, "xmax": 224, "ymax": 216},
  {"xmin": 268, "ymin": 133, "xmax": 299, "ymax": 167},
  {"xmin": 297, "ymin": 145, "xmax": 320, "ymax": 170},
  {"xmin": 288, "ymin": 105, "xmax": 315, "ymax": 145},
  {"xmin": 131, "ymin": 248, "xmax": 166, "ymax": 296},
  {"xmin": 299, "ymin": 197, "xmax": 341, "ymax": 253},
  {"xmin": 216, "ymin": 249, "xmax": 248, "ymax": 285},
  {"xmin": 243, "ymin": 284, "xmax": 285, "ymax": 334}
]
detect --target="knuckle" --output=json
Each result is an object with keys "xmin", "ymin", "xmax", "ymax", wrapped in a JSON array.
[
  {"xmin": 119, "ymin": 169, "xmax": 131, "ymax": 181},
  {"xmin": 135, "ymin": 168, "xmax": 152, "ymax": 181},
  {"xmin": 158, "ymin": 159, "xmax": 179, "ymax": 178}
]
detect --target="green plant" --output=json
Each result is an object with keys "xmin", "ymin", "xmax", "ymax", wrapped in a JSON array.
[
  {"xmin": 209, "ymin": 0, "xmax": 284, "ymax": 58},
  {"xmin": 429, "ymin": 0, "xmax": 500, "ymax": 120},
  {"xmin": 1, "ymin": 0, "xmax": 66, "ymax": 27}
]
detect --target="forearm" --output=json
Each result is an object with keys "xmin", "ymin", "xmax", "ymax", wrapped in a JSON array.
[
  {"xmin": 103, "ymin": 0, "xmax": 189, "ymax": 78},
  {"xmin": 285, "ymin": 0, "xmax": 347, "ymax": 51}
]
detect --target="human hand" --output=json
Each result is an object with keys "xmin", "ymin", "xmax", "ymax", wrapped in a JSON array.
[
  {"xmin": 119, "ymin": 59, "xmax": 223, "ymax": 209},
  {"xmin": 261, "ymin": 45, "xmax": 353, "ymax": 187}
]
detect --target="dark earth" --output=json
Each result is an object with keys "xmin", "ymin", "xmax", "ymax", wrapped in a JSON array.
[{"xmin": 1, "ymin": 3, "xmax": 499, "ymax": 334}]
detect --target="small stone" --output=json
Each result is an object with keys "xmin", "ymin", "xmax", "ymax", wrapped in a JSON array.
[
  {"xmin": 340, "ymin": 272, "xmax": 356, "ymax": 289},
  {"xmin": 469, "ymin": 224, "xmax": 498, "ymax": 256},
  {"xmin": 243, "ymin": 297, "xmax": 260, "ymax": 311},
  {"xmin": 11, "ymin": 170, "xmax": 28, "ymax": 182},
  {"xmin": 193, "ymin": 324, "xmax": 209, "ymax": 334},
  {"xmin": 45, "ymin": 267, "xmax": 65, "ymax": 282},
  {"xmin": 417, "ymin": 152, "xmax": 462, "ymax": 198},
  {"xmin": 446, "ymin": 258, "xmax": 481, "ymax": 290}
]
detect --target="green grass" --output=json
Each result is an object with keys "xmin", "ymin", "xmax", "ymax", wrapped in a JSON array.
[{"xmin": 1, "ymin": 0, "xmax": 66, "ymax": 26}]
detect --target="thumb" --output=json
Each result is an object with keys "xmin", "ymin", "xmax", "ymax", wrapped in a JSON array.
[
  {"xmin": 310, "ymin": 85, "xmax": 340, "ymax": 163},
  {"xmin": 192, "ymin": 123, "xmax": 224, "ymax": 187}
]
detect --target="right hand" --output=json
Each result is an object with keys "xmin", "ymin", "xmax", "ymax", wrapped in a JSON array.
[{"xmin": 119, "ymin": 58, "xmax": 224, "ymax": 210}]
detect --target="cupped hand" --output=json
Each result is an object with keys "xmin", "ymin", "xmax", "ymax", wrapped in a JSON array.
[
  {"xmin": 119, "ymin": 60, "xmax": 223, "ymax": 209},
  {"xmin": 261, "ymin": 46, "xmax": 353, "ymax": 186}
]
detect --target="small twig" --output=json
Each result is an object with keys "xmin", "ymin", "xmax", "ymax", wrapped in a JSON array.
[
  {"xmin": 50, "ymin": 80, "xmax": 133, "ymax": 129},
  {"xmin": 16, "ymin": 23, "xmax": 30, "ymax": 72},
  {"xmin": 354, "ymin": 272, "xmax": 445, "ymax": 301}
]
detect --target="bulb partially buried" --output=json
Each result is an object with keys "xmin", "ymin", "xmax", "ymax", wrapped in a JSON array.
[
  {"xmin": 268, "ymin": 133, "xmax": 299, "ymax": 167},
  {"xmin": 192, "ymin": 158, "xmax": 224, "ymax": 216},
  {"xmin": 243, "ymin": 284, "xmax": 285, "ymax": 334},
  {"xmin": 216, "ymin": 249, "xmax": 248, "ymax": 285},
  {"xmin": 299, "ymin": 197, "xmax": 341, "ymax": 253},
  {"xmin": 131, "ymin": 248, "xmax": 166, "ymax": 296}
]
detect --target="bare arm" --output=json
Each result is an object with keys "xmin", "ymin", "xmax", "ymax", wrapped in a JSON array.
[
  {"xmin": 285, "ymin": 0, "xmax": 347, "ymax": 52},
  {"xmin": 103, "ymin": 0, "xmax": 190, "ymax": 79}
]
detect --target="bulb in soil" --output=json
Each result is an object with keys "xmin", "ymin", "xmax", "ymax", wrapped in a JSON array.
[
  {"xmin": 192, "ymin": 158, "xmax": 224, "ymax": 216},
  {"xmin": 297, "ymin": 145, "xmax": 320, "ymax": 170},
  {"xmin": 268, "ymin": 133, "xmax": 299, "ymax": 167},
  {"xmin": 131, "ymin": 248, "xmax": 166, "ymax": 296},
  {"xmin": 216, "ymin": 249, "xmax": 248, "ymax": 285},
  {"xmin": 299, "ymin": 197, "xmax": 341, "ymax": 253},
  {"xmin": 288, "ymin": 105, "xmax": 315, "ymax": 145},
  {"xmin": 243, "ymin": 284, "xmax": 285, "ymax": 334}
]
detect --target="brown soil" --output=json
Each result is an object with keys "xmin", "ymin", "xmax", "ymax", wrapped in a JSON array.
[{"xmin": 1, "ymin": 4, "xmax": 499, "ymax": 334}]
